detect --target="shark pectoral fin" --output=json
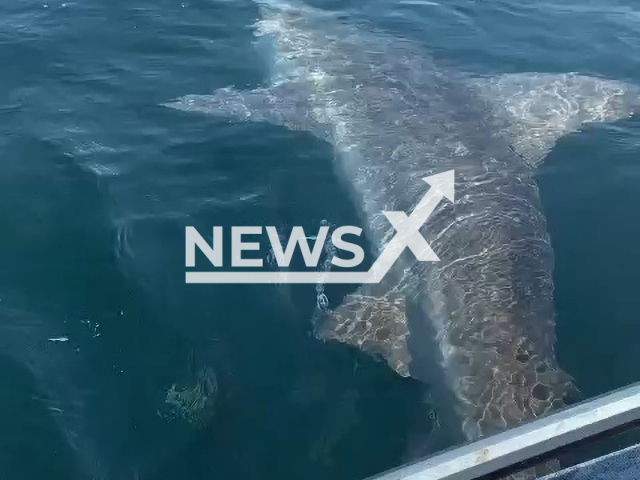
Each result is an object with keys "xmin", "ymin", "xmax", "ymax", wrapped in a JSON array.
[
  {"xmin": 163, "ymin": 84, "xmax": 330, "ymax": 139},
  {"xmin": 314, "ymin": 288, "xmax": 411, "ymax": 377},
  {"xmin": 470, "ymin": 73, "xmax": 639, "ymax": 164}
]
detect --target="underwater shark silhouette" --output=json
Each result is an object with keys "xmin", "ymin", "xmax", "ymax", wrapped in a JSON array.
[{"xmin": 166, "ymin": 0, "xmax": 639, "ymax": 475}]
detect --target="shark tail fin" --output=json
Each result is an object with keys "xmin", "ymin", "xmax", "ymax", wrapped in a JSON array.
[{"xmin": 314, "ymin": 287, "xmax": 411, "ymax": 377}]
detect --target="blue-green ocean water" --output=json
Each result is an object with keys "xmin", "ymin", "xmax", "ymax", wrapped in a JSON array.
[{"xmin": 0, "ymin": 0, "xmax": 639, "ymax": 479}]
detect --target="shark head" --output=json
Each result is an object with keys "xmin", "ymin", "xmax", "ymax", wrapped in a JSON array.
[{"xmin": 452, "ymin": 336, "xmax": 581, "ymax": 441}]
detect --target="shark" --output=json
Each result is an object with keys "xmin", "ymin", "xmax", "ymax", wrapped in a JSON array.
[{"xmin": 166, "ymin": 0, "xmax": 639, "ymax": 475}]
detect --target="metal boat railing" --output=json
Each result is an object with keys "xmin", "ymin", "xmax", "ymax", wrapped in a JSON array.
[{"xmin": 368, "ymin": 382, "xmax": 640, "ymax": 480}]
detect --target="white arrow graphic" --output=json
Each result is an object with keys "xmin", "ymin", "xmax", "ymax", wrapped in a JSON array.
[{"xmin": 186, "ymin": 170, "xmax": 455, "ymax": 284}]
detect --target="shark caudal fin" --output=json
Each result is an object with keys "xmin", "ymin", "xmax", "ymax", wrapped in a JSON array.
[
  {"xmin": 470, "ymin": 73, "xmax": 639, "ymax": 165},
  {"xmin": 314, "ymin": 287, "xmax": 411, "ymax": 377}
]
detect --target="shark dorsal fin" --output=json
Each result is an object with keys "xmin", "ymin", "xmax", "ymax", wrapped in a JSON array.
[{"xmin": 471, "ymin": 73, "xmax": 638, "ymax": 165}]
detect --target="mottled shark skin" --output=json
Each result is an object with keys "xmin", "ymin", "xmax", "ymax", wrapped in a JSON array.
[{"xmin": 166, "ymin": 0, "xmax": 639, "ymax": 465}]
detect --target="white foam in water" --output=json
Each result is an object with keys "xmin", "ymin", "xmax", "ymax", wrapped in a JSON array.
[
  {"xmin": 398, "ymin": 0, "xmax": 441, "ymax": 6},
  {"xmin": 86, "ymin": 162, "xmax": 120, "ymax": 176}
]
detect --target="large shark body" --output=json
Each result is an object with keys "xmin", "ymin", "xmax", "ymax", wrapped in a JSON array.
[{"xmin": 168, "ymin": 0, "xmax": 638, "ymax": 455}]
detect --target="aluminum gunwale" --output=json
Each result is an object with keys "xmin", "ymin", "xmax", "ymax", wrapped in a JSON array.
[{"xmin": 368, "ymin": 382, "xmax": 640, "ymax": 480}]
